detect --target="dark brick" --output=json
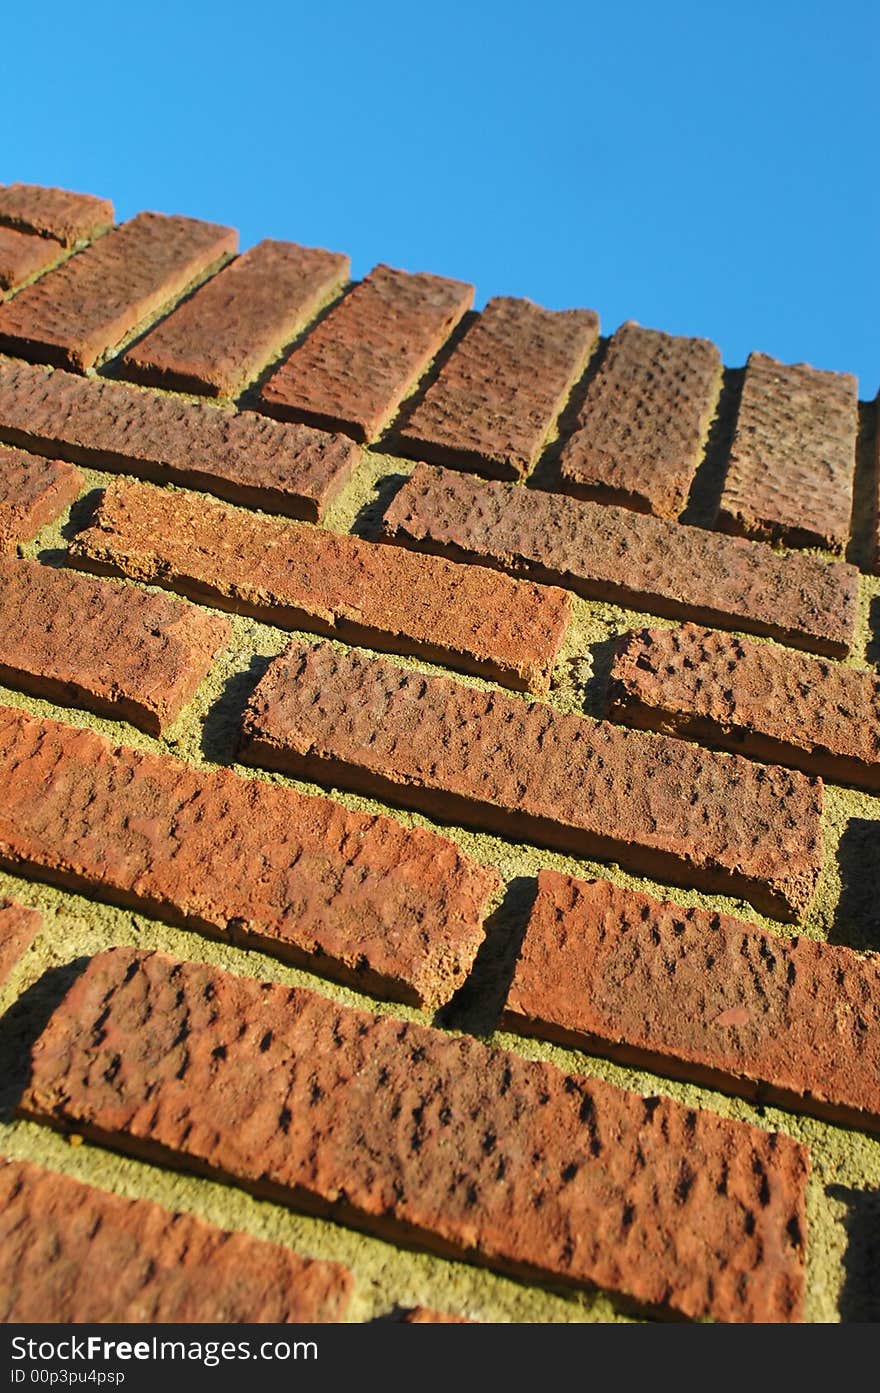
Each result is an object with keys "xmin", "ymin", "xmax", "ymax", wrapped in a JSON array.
[
  {"xmin": 716, "ymin": 352, "xmax": 858, "ymax": 553},
  {"xmin": 0, "ymin": 212, "xmax": 236, "ymax": 372},
  {"xmin": 395, "ymin": 296, "xmax": 599, "ymax": 479},
  {"xmin": 0, "ymin": 705, "xmax": 497, "ymax": 1006},
  {"xmin": 0, "ymin": 183, "xmax": 114, "ymax": 247},
  {"xmin": 0, "ymin": 1156, "xmax": 353, "ymax": 1322},
  {"xmin": 0, "ymin": 357, "xmax": 358, "ymax": 521},
  {"xmin": 239, "ymin": 642, "xmax": 823, "ymax": 921},
  {"xmin": 382, "ymin": 464, "xmax": 858, "ymax": 658},
  {"xmin": 557, "ymin": 322, "xmax": 722, "ymax": 517},
  {"xmin": 260, "ymin": 264, "xmax": 473, "ymax": 442},
  {"xmin": 504, "ymin": 870, "xmax": 880, "ymax": 1132},
  {"xmin": 608, "ymin": 623, "xmax": 880, "ymax": 790},
  {"xmin": 0, "ymin": 227, "xmax": 60, "ymax": 294},
  {"xmin": 70, "ymin": 479, "xmax": 571, "ymax": 694},
  {"xmin": 0, "ymin": 447, "xmax": 81, "ymax": 550},
  {"xmin": 120, "ymin": 239, "xmax": 350, "ymax": 399},
  {"xmin": 0, "ymin": 555, "xmax": 230, "ymax": 735},
  {"xmin": 20, "ymin": 946, "xmax": 810, "ymax": 1323},
  {"xmin": 0, "ymin": 900, "xmax": 40, "ymax": 986}
]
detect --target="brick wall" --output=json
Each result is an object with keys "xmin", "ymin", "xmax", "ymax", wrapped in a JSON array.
[{"xmin": 0, "ymin": 181, "xmax": 878, "ymax": 1324}]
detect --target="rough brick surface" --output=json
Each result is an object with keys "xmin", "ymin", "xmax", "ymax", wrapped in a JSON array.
[
  {"xmin": 505, "ymin": 872, "xmax": 880, "ymax": 1131},
  {"xmin": 395, "ymin": 296, "xmax": 599, "ymax": 479},
  {"xmin": 0, "ymin": 447, "xmax": 81, "ymax": 550},
  {"xmin": 608, "ymin": 624, "xmax": 880, "ymax": 790},
  {"xmin": 0, "ymin": 357, "xmax": 358, "ymax": 520},
  {"xmin": 0, "ymin": 212, "xmax": 236, "ymax": 371},
  {"xmin": 557, "ymin": 322, "xmax": 722, "ymax": 517},
  {"xmin": 717, "ymin": 352, "xmax": 858, "ymax": 552},
  {"xmin": 0, "ymin": 1156, "xmax": 353, "ymax": 1322},
  {"xmin": 120, "ymin": 239, "xmax": 350, "ymax": 399},
  {"xmin": 0, "ymin": 183, "xmax": 114, "ymax": 247},
  {"xmin": 0, "ymin": 706, "xmax": 496, "ymax": 1006},
  {"xmin": 0, "ymin": 899, "xmax": 40, "ymax": 986},
  {"xmin": 0, "ymin": 555, "xmax": 230, "ymax": 735},
  {"xmin": 70, "ymin": 479, "xmax": 571, "ymax": 694},
  {"xmin": 240, "ymin": 642, "xmax": 823, "ymax": 921},
  {"xmin": 0, "ymin": 227, "xmax": 60, "ymax": 294},
  {"xmin": 382, "ymin": 464, "xmax": 858, "ymax": 658},
  {"xmin": 260, "ymin": 264, "xmax": 474, "ymax": 442},
  {"xmin": 20, "ymin": 946, "xmax": 810, "ymax": 1323}
]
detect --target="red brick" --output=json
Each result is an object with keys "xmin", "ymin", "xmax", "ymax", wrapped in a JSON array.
[
  {"xmin": 0, "ymin": 183, "xmax": 114, "ymax": 247},
  {"xmin": 0, "ymin": 357, "xmax": 358, "ymax": 521},
  {"xmin": 608, "ymin": 623, "xmax": 880, "ymax": 790},
  {"xmin": 0, "ymin": 227, "xmax": 60, "ymax": 294},
  {"xmin": 120, "ymin": 239, "xmax": 350, "ymax": 400},
  {"xmin": 504, "ymin": 871, "xmax": 880, "ymax": 1132},
  {"xmin": 0, "ymin": 212, "xmax": 236, "ymax": 372},
  {"xmin": 70, "ymin": 479, "xmax": 571, "ymax": 695},
  {"xmin": 717, "ymin": 352, "xmax": 858, "ymax": 553},
  {"xmin": 0, "ymin": 555, "xmax": 230, "ymax": 735},
  {"xmin": 260, "ymin": 263, "xmax": 473, "ymax": 442},
  {"xmin": 0, "ymin": 447, "xmax": 82, "ymax": 550},
  {"xmin": 0, "ymin": 899, "xmax": 40, "ymax": 986},
  {"xmin": 239, "ymin": 642, "xmax": 823, "ymax": 921},
  {"xmin": 0, "ymin": 705, "xmax": 497, "ymax": 1006},
  {"xmin": 395, "ymin": 296, "xmax": 599, "ymax": 479},
  {"xmin": 403, "ymin": 1308, "xmax": 473, "ymax": 1323},
  {"xmin": 557, "ymin": 322, "xmax": 722, "ymax": 517},
  {"xmin": 382, "ymin": 463, "xmax": 858, "ymax": 658},
  {"xmin": 20, "ymin": 946, "xmax": 810, "ymax": 1324},
  {"xmin": 0, "ymin": 1156, "xmax": 353, "ymax": 1322}
]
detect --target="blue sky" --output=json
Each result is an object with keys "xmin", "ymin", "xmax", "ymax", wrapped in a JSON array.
[{"xmin": 5, "ymin": 1, "xmax": 878, "ymax": 391}]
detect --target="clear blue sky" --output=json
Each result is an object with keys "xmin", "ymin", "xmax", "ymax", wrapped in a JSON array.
[{"xmin": 5, "ymin": 1, "xmax": 879, "ymax": 392}]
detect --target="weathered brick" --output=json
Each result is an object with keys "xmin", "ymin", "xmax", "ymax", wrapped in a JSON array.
[
  {"xmin": 120, "ymin": 239, "xmax": 350, "ymax": 399},
  {"xmin": 20, "ymin": 946, "xmax": 810, "ymax": 1323},
  {"xmin": 556, "ymin": 322, "xmax": 722, "ymax": 517},
  {"xmin": 504, "ymin": 871, "xmax": 880, "ymax": 1132},
  {"xmin": 0, "ymin": 899, "xmax": 40, "ymax": 986},
  {"xmin": 70, "ymin": 479, "xmax": 571, "ymax": 694},
  {"xmin": 0, "ymin": 1156, "xmax": 353, "ymax": 1322},
  {"xmin": 716, "ymin": 352, "xmax": 858, "ymax": 552},
  {"xmin": 0, "ymin": 183, "xmax": 114, "ymax": 247},
  {"xmin": 0, "ymin": 357, "xmax": 358, "ymax": 520},
  {"xmin": 382, "ymin": 464, "xmax": 858, "ymax": 658},
  {"xmin": 239, "ymin": 642, "xmax": 823, "ymax": 921},
  {"xmin": 260, "ymin": 263, "xmax": 473, "ymax": 442},
  {"xmin": 394, "ymin": 296, "xmax": 599, "ymax": 479},
  {"xmin": 0, "ymin": 212, "xmax": 236, "ymax": 372},
  {"xmin": 0, "ymin": 555, "xmax": 230, "ymax": 735},
  {"xmin": 0, "ymin": 227, "xmax": 60, "ymax": 294},
  {"xmin": 0, "ymin": 447, "xmax": 81, "ymax": 550},
  {"xmin": 0, "ymin": 705, "xmax": 497, "ymax": 1006},
  {"xmin": 608, "ymin": 623, "xmax": 880, "ymax": 790}
]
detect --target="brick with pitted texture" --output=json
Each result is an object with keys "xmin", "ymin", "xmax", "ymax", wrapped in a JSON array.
[
  {"xmin": 0, "ymin": 555, "xmax": 230, "ymax": 735},
  {"xmin": 504, "ymin": 871, "xmax": 880, "ymax": 1132},
  {"xmin": 382, "ymin": 463, "xmax": 858, "ymax": 658},
  {"xmin": 70, "ymin": 478, "xmax": 570, "ymax": 694},
  {"xmin": 20, "ymin": 946, "xmax": 810, "ymax": 1323},
  {"xmin": 0, "ymin": 899, "xmax": 40, "ymax": 986},
  {"xmin": 0, "ymin": 705, "xmax": 496, "ymax": 1006},
  {"xmin": 120, "ymin": 239, "xmax": 350, "ymax": 399},
  {"xmin": 395, "ymin": 296, "xmax": 599, "ymax": 479},
  {"xmin": 0, "ymin": 1156, "xmax": 353, "ymax": 1322},
  {"xmin": 716, "ymin": 352, "xmax": 858, "ymax": 553},
  {"xmin": 260, "ymin": 263, "xmax": 473, "ymax": 441},
  {"xmin": 240, "ymin": 641, "xmax": 823, "ymax": 921},
  {"xmin": 556, "ymin": 322, "xmax": 722, "ymax": 517},
  {"xmin": 0, "ymin": 447, "xmax": 81, "ymax": 550},
  {"xmin": 0, "ymin": 228, "xmax": 60, "ymax": 295},
  {"xmin": 0, "ymin": 184, "xmax": 114, "ymax": 247},
  {"xmin": 0, "ymin": 212, "xmax": 236, "ymax": 372},
  {"xmin": 607, "ymin": 623, "xmax": 880, "ymax": 789},
  {"xmin": 0, "ymin": 356, "xmax": 358, "ymax": 520}
]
